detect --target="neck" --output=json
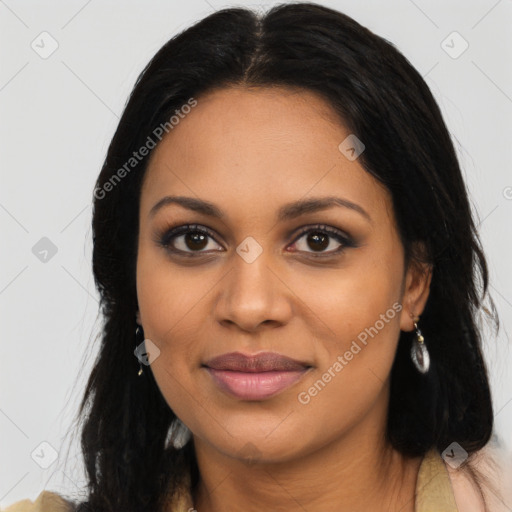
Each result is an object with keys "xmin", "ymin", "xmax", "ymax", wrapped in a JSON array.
[{"xmin": 192, "ymin": 421, "xmax": 422, "ymax": 512}]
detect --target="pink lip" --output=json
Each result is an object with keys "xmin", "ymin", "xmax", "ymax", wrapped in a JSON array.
[{"xmin": 204, "ymin": 352, "xmax": 311, "ymax": 400}]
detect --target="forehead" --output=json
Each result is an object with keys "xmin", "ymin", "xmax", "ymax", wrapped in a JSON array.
[{"xmin": 140, "ymin": 86, "xmax": 392, "ymax": 224}]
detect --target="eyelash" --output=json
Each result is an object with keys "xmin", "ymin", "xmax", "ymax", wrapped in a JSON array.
[{"xmin": 156, "ymin": 223, "xmax": 356, "ymax": 259}]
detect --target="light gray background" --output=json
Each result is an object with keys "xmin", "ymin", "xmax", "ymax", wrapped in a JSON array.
[{"xmin": 1, "ymin": 0, "xmax": 511, "ymax": 507}]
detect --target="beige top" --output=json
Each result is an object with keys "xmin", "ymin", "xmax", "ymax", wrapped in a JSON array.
[{"xmin": 3, "ymin": 448, "xmax": 511, "ymax": 511}]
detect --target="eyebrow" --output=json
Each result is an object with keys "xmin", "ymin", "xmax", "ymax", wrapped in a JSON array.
[{"xmin": 149, "ymin": 195, "xmax": 372, "ymax": 224}]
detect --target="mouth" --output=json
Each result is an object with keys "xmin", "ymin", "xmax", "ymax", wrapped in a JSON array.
[{"xmin": 203, "ymin": 352, "xmax": 312, "ymax": 400}]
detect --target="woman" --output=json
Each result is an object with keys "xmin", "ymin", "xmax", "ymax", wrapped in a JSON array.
[{"xmin": 6, "ymin": 3, "xmax": 511, "ymax": 511}]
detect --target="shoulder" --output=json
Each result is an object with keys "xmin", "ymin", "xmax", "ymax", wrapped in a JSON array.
[
  {"xmin": 2, "ymin": 490, "xmax": 75, "ymax": 512},
  {"xmin": 446, "ymin": 441, "xmax": 512, "ymax": 512}
]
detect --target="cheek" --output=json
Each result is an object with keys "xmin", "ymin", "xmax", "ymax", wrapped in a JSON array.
[
  {"xmin": 292, "ymin": 290, "xmax": 403, "ymax": 444},
  {"xmin": 136, "ymin": 246, "xmax": 214, "ymax": 347},
  {"xmin": 136, "ymin": 249, "xmax": 220, "ymax": 423},
  {"xmin": 291, "ymin": 243, "xmax": 403, "ymax": 353},
  {"xmin": 294, "ymin": 236, "xmax": 404, "ymax": 406},
  {"xmin": 326, "ymin": 273, "xmax": 402, "ymax": 359}
]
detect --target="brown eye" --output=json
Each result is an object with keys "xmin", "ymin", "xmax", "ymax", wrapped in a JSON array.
[
  {"xmin": 183, "ymin": 232, "xmax": 208, "ymax": 251},
  {"xmin": 305, "ymin": 232, "xmax": 330, "ymax": 252},
  {"xmin": 159, "ymin": 224, "xmax": 223, "ymax": 254},
  {"xmin": 290, "ymin": 225, "xmax": 355, "ymax": 256}
]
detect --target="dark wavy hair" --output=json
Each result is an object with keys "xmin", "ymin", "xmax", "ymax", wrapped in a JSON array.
[{"xmin": 73, "ymin": 3, "xmax": 499, "ymax": 511}]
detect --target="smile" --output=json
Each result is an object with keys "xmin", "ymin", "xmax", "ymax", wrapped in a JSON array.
[{"xmin": 203, "ymin": 351, "xmax": 312, "ymax": 400}]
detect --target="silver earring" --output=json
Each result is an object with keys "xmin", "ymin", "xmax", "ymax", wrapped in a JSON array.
[
  {"xmin": 135, "ymin": 325, "xmax": 144, "ymax": 376},
  {"xmin": 165, "ymin": 417, "xmax": 192, "ymax": 450},
  {"xmin": 411, "ymin": 318, "xmax": 430, "ymax": 374}
]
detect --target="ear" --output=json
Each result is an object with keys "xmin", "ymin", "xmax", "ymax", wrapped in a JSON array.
[
  {"xmin": 136, "ymin": 309, "xmax": 142, "ymax": 325},
  {"xmin": 399, "ymin": 245, "xmax": 433, "ymax": 332}
]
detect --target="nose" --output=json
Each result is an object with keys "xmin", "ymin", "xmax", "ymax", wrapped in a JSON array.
[{"xmin": 214, "ymin": 250, "xmax": 293, "ymax": 333}]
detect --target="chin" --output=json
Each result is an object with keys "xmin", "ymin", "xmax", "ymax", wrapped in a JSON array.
[{"xmin": 197, "ymin": 420, "xmax": 313, "ymax": 464}]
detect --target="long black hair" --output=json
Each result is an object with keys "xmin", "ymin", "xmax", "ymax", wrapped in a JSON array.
[{"xmin": 74, "ymin": 3, "xmax": 498, "ymax": 510}]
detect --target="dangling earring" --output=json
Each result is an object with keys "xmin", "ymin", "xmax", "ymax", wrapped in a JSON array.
[
  {"xmin": 165, "ymin": 417, "xmax": 192, "ymax": 450},
  {"xmin": 411, "ymin": 316, "xmax": 430, "ymax": 374},
  {"xmin": 135, "ymin": 325, "xmax": 145, "ymax": 376}
]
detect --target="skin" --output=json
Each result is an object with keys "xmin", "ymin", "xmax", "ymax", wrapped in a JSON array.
[{"xmin": 135, "ymin": 86, "xmax": 433, "ymax": 512}]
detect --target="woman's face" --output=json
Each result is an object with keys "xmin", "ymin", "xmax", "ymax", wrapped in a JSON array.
[{"xmin": 136, "ymin": 86, "xmax": 430, "ymax": 463}]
